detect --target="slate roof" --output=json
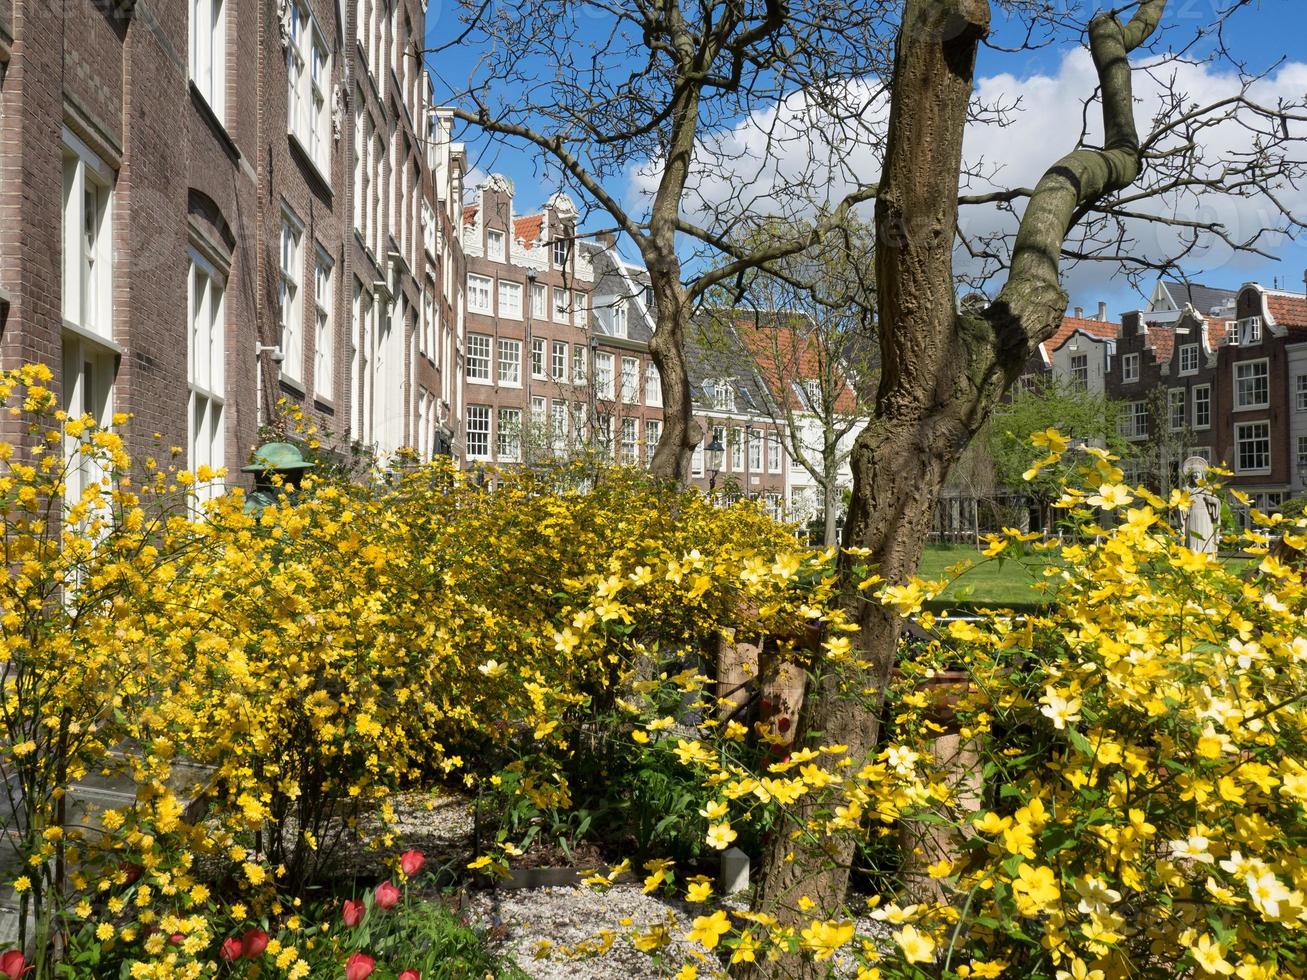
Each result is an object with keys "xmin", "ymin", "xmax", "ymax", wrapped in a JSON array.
[
  {"xmin": 1160, "ymin": 279, "xmax": 1238, "ymax": 316},
  {"xmin": 686, "ymin": 312, "xmax": 780, "ymax": 417}
]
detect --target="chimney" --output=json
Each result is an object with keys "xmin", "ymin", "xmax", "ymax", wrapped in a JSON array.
[
  {"xmin": 1098, "ymin": 302, "xmax": 1108, "ymax": 321},
  {"xmin": 597, "ymin": 231, "xmax": 616, "ymax": 249},
  {"xmin": 1074, "ymin": 306, "xmax": 1083, "ymax": 319}
]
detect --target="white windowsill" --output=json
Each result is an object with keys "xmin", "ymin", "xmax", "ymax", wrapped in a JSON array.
[{"xmin": 62, "ymin": 318, "xmax": 124, "ymax": 355}]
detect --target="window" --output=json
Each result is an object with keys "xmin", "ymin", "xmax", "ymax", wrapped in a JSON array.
[
  {"xmin": 498, "ymin": 338, "xmax": 521, "ymax": 386},
  {"xmin": 621, "ymin": 417, "xmax": 639, "ymax": 465},
  {"xmin": 692, "ymin": 442, "xmax": 704, "ymax": 477},
  {"xmin": 1070, "ymin": 353, "xmax": 1088, "ymax": 389},
  {"xmin": 188, "ymin": 256, "xmax": 225, "ymax": 503},
  {"xmin": 62, "ymin": 135, "xmax": 113, "ymax": 339},
  {"xmin": 1168, "ymin": 388, "xmax": 1185, "ymax": 431},
  {"xmin": 466, "ymin": 333, "xmax": 491, "ymax": 382},
  {"xmin": 552, "ymin": 341, "xmax": 568, "ymax": 382},
  {"xmin": 497, "ymin": 408, "xmax": 521, "ymax": 461},
  {"xmin": 1235, "ymin": 421, "xmax": 1271, "ymax": 474},
  {"xmin": 189, "ymin": 0, "xmax": 226, "ymax": 118},
  {"xmin": 1224, "ymin": 320, "xmax": 1238, "ymax": 345},
  {"xmin": 1119, "ymin": 400, "xmax": 1148, "ymax": 439},
  {"xmin": 552, "ymin": 239, "xmax": 569, "ymax": 268},
  {"xmin": 596, "ymin": 413, "xmax": 613, "ymax": 455},
  {"xmin": 646, "ymin": 363, "xmax": 662, "ymax": 407},
  {"xmin": 1298, "ymin": 435, "xmax": 1307, "ymax": 480},
  {"xmin": 497, "ymin": 280, "xmax": 522, "ymax": 319},
  {"xmin": 573, "ymin": 346, "xmax": 587, "ymax": 384},
  {"xmin": 621, "ymin": 357, "xmax": 639, "ymax": 404},
  {"xmin": 748, "ymin": 429, "xmax": 762, "ymax": 472},
  {"xmin": 1179, "ymin": 343, "xmax": 1199, "ymax": 375},
  {"xmin": 1122, "ymin": 353, "xmax": 1139, "ymax": 384},
  {"xmin": 1193, "ymin": 384, "xmax": 1211, "ymax": 430},
  {"xmin": 279, "ymin": 210, "xmax": 304, "ymax": 383},
  {"xmin": 1234, "ymin": 359, "xmax": 1269, "ymax": 410},
  {"xmin": 553, "ymin": 287, "xmax": 570, "ymax": 322},
  {"xmin": 61, "ymin": 342, "xmax": 115, "ymax": 511},
  {"xmin": 287, "ymin": 1, "xmax": 330, "ymax": 173},
  {"xmin": 731, "ymin": 429, "xmax": 743, "ymax": 471},
  {"xmin": 531, "ymin": 395, "xmax": 546, "ymax": 425},
  {"xmin": 1238, "ymin": 316, "xmax": 1263, "ymax": 346},
  {"xmin": 573, "ymin": 292, "xmax": 587, "ymax": 327},
  {"xmin": 571, "ymin": 403, "xmax": 587, "ymax": 444},
  {"xmin": 611, "ymin": 300, "xmax": 628, "ymax": 338},
  {"xmin": 1189, "ymin": 446, "xmax": 1212, "ymax": 464},
  {"xmin": 467, "ymin": 274, "xmax": 492, "ymax": 314},
  {"xmin": 531, "ymin": 339, "xmax": 546, "ymax": 379},
  {"xmin": 487, "ymin": 229, "xmax": 505, "ymax": 262},
  {"xmin": 1296, "ymin": 374, "xmax": 1307, "ymax": 411},
  {"xmin": 712, "ymin": 380, "xmax": 736, "ymax": 412},
  {"xmin": 645, "ymin": 419, "xmax": 661, "ymax": 466},
  {"xmin": 767, "ymin": 433, "xmax": 782, "ymax": 473},
  {"xmin": 466, "ymin": 405, "xmax": 490, "ymax": 458},
  {"xmin": 531, "ymin": 282, "xmax": 547, "ymax": 319},
  {"xmin": 594, "ymin": 351, "xmax": 615, "ymax": 400},
  {"xmin": 551, "ymin": 401, "xmax": 569, "ymax": 454},
  {"xmin": 313, "ymin": 249, "xmax": 333, "ymax": 398}
]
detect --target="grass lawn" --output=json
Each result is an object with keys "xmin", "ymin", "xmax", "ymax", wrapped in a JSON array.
[{"xmin": 917, "ymin": 542, "xmax": 1055, "ymax": 611}]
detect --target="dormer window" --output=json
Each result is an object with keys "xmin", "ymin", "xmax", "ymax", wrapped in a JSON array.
[
  {"xmin": 1179, "ymin": 344, "xmax": 1199, "ymax": 375},
  {"xmin": 1238, "ymin": 316, "xmax": 1262, "ymax": 346},
  {"xmin": 710, "ymin": 379, "xmax": 735, "ymax": 412},
  {"xmin": 611, "ymin": 299, "xmax": 628, "ymax": 338},
  {"xmin": 552, "ymin": 238, "xmax": 569, "ymax": 268},
  {"xmin": 486, "ymin": 229, "xmax": 505, "ymax": 262}
]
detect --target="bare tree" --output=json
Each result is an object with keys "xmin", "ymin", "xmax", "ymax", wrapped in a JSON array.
[
  {"xmin": 430, "ymin": 0, "xmax": 886, "ymax": 480},
  {"xmin": 741, "ymin": 2, "xmax": 1307, "ymax": 973}
]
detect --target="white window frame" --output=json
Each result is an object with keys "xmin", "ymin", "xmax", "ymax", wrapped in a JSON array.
[
  {"xmin": 497, "ymin": 280, "xmax": 522, "ymax": 320},
  {"xmin": 1121, "ymin": 353, "xmax": 1139, "ymax": 384},
  {"xmin": 487, "ymin": 229, "xmax": 506, "ymax": 262},
  {"xmin": 188, "ymin": 251, "xmax": 226, "ymax": 503},
  {"xmin": 692, "ymin": 441, "xmax": 704, "ymax": 477},
  {"xmin": 1069, "ymin": 353, "xmax": 1088, "ymax": 389},
  {"xmin": 1193, "ymin": 384, "xmax": 1211, "ymax": 431},
  {"xmin": 189, "ymin": 0, "xmax": 227, "ymax": 120},
  {"xmin": 553, "ymin": 287, "xmax": 570, "ymax": 323},
  {"xmin": 620, "ymin": 356, "xmax": 639, "ymax": 404},
  {"xmin": 552, "ymin": 341, "xmax": 568, "ymax": 383},
  {"xmin": 313, "ymin": 247, "xmax": 334, "ymax": 401},
  {"xmin": 611, "ymin": 299, "xmax": 628, "ymax": 338},
  {"xmin": 552, "ymin": 239, "xmax": 568, "ymax": 268},
  {"xmin": 467, "ymin": 274, "xmax": 492, "ymax": 314},
  {"xmin": 621, "ymin": 417, "xmax": 639, "ymax": 466},
  {"xmin": 466, "ymin": 404, "xmax": 491, "ymax": 459},
  {"xmin": 594, "ymin": 351, "xmax": 615, "ymax": 400},
  {"xmin": 1295, "ymin": 374, "xmax": 1307, "ymax": 412},
  {"xmin": 497, "ymin": 407, "xmax": 522, "ymax": 461},
  {"xmin": 767, "ymin": 432, "xmax": 782, "ymax": 473},
  {"xmin": 1238, "ymin": 316, "xmax": 1263, "ymax": 346},
  {"xmin": 531, "ymin": 338, "xmax": 546, "ymax": 379},
  {"xmin": 551, "ymin": 401, "xmax": 569, "ymax": 454},
  {"xmin": 1234, "ymin": 358, "xmax": 1269, "ymax": 411},
  {"xmin": 645, "ymin": 362, "xmax": 662, "ymax": 407},
  {"xmin": 1178, "ymin": 343, "xmax": 1199, "ymax": 375},
  {"xmin": 279, "ymin": 207, "xmax": 305, "ymax": 384},
  {"xmin": 287, "ymin": 0, "xmax": 331, "ymax": 176},
  {"xmin": 1168, "ymin": 387, "xmax": 1185, "ymax": 432},
  {"xmin": 645, "ymin": 419, "xmax": 661, "ymax": 466},
  {"xmin": 573, "ymin": 291, "xmax": 587, "ymax": 327},
  {"xmin": 498, "ymin": 338, "xmax": 522, "ymax": 387},
  {"xmin": 466, "ymin": 333, "xmax": 492, "ymax": 383},
  {"xmin": 531, "ymin": 282, "xmax": 548, "ymax": 319},
  {"xmin": 748, "ymin": 429, "xmax": 762, "ymax": 472},
  {"xmin": 62, "ymin": 131, "xmax": 114, "ymax": 341},
  {"xmin": 1234, "ymin": 421, "xmax": 1271, "ymax": 475},
  {"xmin": 731, "ymin": 428, "xmax": 744, "ymax": 471},
  {"xmin": 573, "ymin": 346, "xmax": 587, "ymax": 384},
  {"xmin": 1297, "ymin": 435, "xmax": 1307, "ymax": 479}
]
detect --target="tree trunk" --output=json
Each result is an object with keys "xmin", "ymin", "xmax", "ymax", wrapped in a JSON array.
[{"xmin": 822, "ymin": 449, "xmax": 838, "ymax": 548}]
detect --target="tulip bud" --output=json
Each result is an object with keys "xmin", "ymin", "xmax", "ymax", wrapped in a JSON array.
[
  {"xmin": 374, "ymin": 881, "xmax": 401, "ymax": 910},
  {"xmin": 399, "ymin": 849, "xmax": 425, "ymax": 877},
  {"xmin": 0, "ymin": 950, "xmax": 27, "ymax": 979},
  {"xmin": 342, "ymin": 899, "xmax": 366, "ymax": 927},
  {"xmin": 219, "ymin": 938, "xmax": 243, "ymax": 962},
  {"xmin": 345, "ymin": 952, "xmax": 376, "ymax": 980},
  {"xmin": 241, "ymin": 929, "xmax": 269, "ymax": 958}
]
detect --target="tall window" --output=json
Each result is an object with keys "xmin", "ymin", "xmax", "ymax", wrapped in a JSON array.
[
  {"xmin": 63, "ymin": 137, "xmax": 113, "ymax": 339},
  {"xmin": 497, "ymin": 281, "xmax": 522, "ymax": 319},
  {"xmin": 621, "ymin": 417, "xmax": 639, "ymax": 465},
  {"xmin": 645, "ymin": 419, "xmax": 661, "ymax": 466},
  {"xmin": 1234, "ymin": 359, "xmax": 1269, "ymax": 410},
  {"xmin": 692, "ymin": 441, "xmax": 704, "ymax": 477},
  {"xmin": 531, "ymin": 282, "xmax": 547, "ymax": 319},
  {"xmin": 731, "ymin": 429, "xmax": 743, "ymax": 471},
  {"xmin": 1193, "ymin": 384, "xmax": 1211, "ymax": 430},
  {"xmin": 188, "ymin": 255, "xmax": 225, "ymax": 502},
  {"xmin": 712, "ymin": 380, "xmax": 736, "ymax": 412},
  {"xmin": 767, "ymin": 432, "xmax": 782, "ymax": 473},
  {"xmin": 552, "ymin": 239, "xmax": 568, "ymax": 267},
  {"xmin": 646, "ymin": 363, "xmax": 662, "ymax": 407},
  {"xmin": 748, "ymin": 429, "xmax": 762, "ymax": 472},
  {"xmin": 551, "ymin": 401, "xmax": 569, "ymax": 454},
  {"xmin": 279, "ymin": 211, "xmax": 304, "ymax": 383},
  {"xmin": 620, "ymin": 357, "xmax": 639, "ymax": 404},
  {"xmin": 1070, "ymin": 353, "xmax": 1088, "ymax": 389},
  {"xmin": 1118, "ymin": 401, "xmax": 1148, "ymax": 439},
  {"xmin": 466, "ymin": 334, "xmax": 491, "ymax": 382},
  {"xmin": 531, "ymin": 339, "xmax": 546, "ymax": 379},
  {"xmin": 1298, "ymin": 436, "xmax": 1307, "ymax": 479},
  {"xmin": 573, "ymin": 292, "xmax": 587, "ymax": 327},
  {"xmin": 594, "ymin": 352, "xmax": 615, "ymax": 400},
  {"xmin": 466, "ymin": 405, "xmax": 490, "ymax": 458},
  {"xmin": 487, "ymin": 229, "xmax": 505, "ymax": 261},
  {"xmin": 467, "ymin": 274, "xmax": 492, "ymax": 314},
  {"xmin": 1238, "ymin": 316, "xmax": 1262, "ymax": 346},
  {"xmin": 314, "ymin": 249, "xmax": 334, "ymax": 399},
  {"xmin": 497, "ymin": 408, "xmax": 521, "ymax": 461},
  {"xmin": 611, "ymin": 299, "xmax": 628, "ymax": 338},
  {"xmin": 572, "ymin": 346, "xmax": 587, "ymax": 384},
  {"xmin": 1168, "ymin": 388, "xmax": 1185, "ymax": 431},
  {"xmin": 1179, "ymin": 344, "xmax": 1199, "ymax": 374},
  {"xmin": 189, "ymin": 0, "xmax": 226, "ymax": 118},
  {"xmin": 1122, "ymin": 353, "xmax": 1139, "ymax": 384},
  {"xmin": 553, "ymin": 287, "xmax": 570, "ymax": 323},
  {"xmin": 287, "ymin": 1, "xmax": 330, "ymax": 173},
  {"xmin": 498, "ymin": 339, "xmax": 521, "ymax": 386},
  {"xmin": 1235, "ymin": 421, "xmax": 1271, "ymax": 474},
  {"xmin": 551, "ymin": 341, "xmax": 568, "ymax": 382},
  {"xmin": 1295, "ymin": 374, "xmax": 1307, "ymax": 411}
]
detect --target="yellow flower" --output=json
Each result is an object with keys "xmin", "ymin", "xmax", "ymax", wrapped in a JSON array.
[
  {"xmin": 686, "ymin": 910, "xmax": 731, "ymax": 950},
  {"xmin": 800, "ymin": 919, "xmax": 855, "ymax": 961},
  {"xmin": 706, "ymin": 822, "xmax": 737, "ymax": 850},
  {"xmin": 892, "ymin": 924, "xmax": 936, "ymax": 964}
]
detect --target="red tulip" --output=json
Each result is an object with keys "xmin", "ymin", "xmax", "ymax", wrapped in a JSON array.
[
  {"xmin": 169, "ymin": 933, "xmax": 184, "ymax": 945},
  {"xmin": 399, "ymin": 850, "xmax": 425, "ymax": 877},
  {"xmin": 398, "ymin": 971, "xmax": 420, "ymax": 980},
  {"xmin": 0, "ymin": 951, "xmax": 27, "ymax": 978},
  {"xmin": 342, "ymin": 898, "xmax": 366, "ymax": 927},
  {"xmin": 219, "ymin": 938, "xmax": 243, "ymax": 962},
  {"xmin": 374, "ymin": 881, "xmax": 401, "ymax": 910},
  {"xmin": 345, "ymin": 952, "xmax": 376, "ymax": 980},
  {"xmin": 241, "ymin": 929, "xmax": 269, "ymax": 958}
]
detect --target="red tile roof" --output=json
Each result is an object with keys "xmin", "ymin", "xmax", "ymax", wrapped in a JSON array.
[
  {"xmin": 462, "ymin": 205, "xmax": 478, "ymax": 226},
  {"xmin": 1267, "ymin": 291, "xmax": 1307, "ymax": 332},
  {"xmin": 513, "ymin": 214, "xmax": 543, "ymax": 246},
  {"xmin": 730, "ymin": 315, "xmax": 861, "ymax": 415},
  {"xmin": 1039, "ymin": 314, "xmax": 1120, "ymax": 362},
  {"xmin": 1146, "ymin": 325, "xmax": 1174, "ymax": 363}
]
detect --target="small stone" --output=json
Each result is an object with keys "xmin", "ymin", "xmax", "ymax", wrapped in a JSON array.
[{"xmin": 719, "ymin": 847, "xmax": 749, "ymax": 894}]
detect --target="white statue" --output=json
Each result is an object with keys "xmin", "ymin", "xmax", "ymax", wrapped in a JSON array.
[{"xmin": 1182, "ymin": 456, "xmax": 1220, "ymax": 554}]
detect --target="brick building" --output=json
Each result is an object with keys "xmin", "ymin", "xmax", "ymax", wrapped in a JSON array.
[{"xmin": 0, "ymin": 0, "xmax": 463, "ymax": 499}]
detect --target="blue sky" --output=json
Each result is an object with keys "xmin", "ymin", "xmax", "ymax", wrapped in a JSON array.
[{"xmin": 426, "ymin": 1, "xmax": 1307, "ymax": 320}]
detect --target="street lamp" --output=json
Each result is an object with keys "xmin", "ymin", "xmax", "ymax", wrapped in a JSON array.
[{"xmin": 705, "ymin": 432, "xmax": 725, "ymax": 493}]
